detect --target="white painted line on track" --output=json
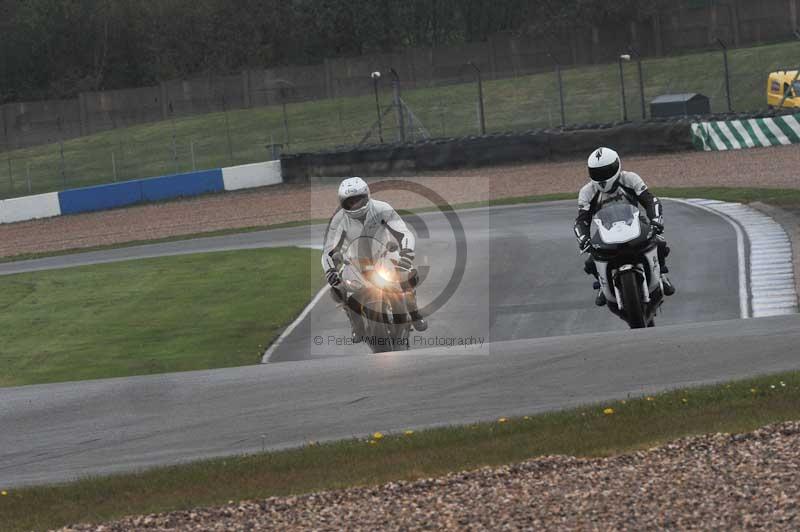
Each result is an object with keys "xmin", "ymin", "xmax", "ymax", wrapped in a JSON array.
[
  {"xmin": 670, "ymin": 198, "xmax": 750, "ymax": 319},
  {"xmin": 261, "ymin": 286, "xmax": 327, "ymax": 363},
  {"xmin": 679, "ymin": 198, "xmax": 798, "ymax": 319}
]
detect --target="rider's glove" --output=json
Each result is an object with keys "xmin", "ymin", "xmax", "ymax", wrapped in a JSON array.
[
  {"xmin": 651, "ymin": 220, "xmax": 664, "ymax": 235},
  {"xmin": 577, "ymin": 234, "xmax": 592, "ymax": 252},
  {"xmin": 399, "ymin": 249, "xmax": 415, "ymax": 270},
  {"xmin": 325, "ymin": 268, "xmax": 341, "ymax": 287}
]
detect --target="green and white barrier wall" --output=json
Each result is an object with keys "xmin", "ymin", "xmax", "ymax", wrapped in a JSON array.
[{"xmin": 691, "ymin": 114, "xmax": 800, "ymax": 151}]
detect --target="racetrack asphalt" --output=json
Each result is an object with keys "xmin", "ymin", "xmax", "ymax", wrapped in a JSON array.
[
  {"xmin": 268, "ymin": 200, "xmax": 741, "ymax": 361},
  {"xmin": 0, "ymin": 199, "xmax": 764, "ymax": 487},
  {"xmin": 0, "ymin": 200, "xmax": 742, "ymax": 359},
  {"xmin": 2, "ymin": 315, "xmax": 799, "ymax": 488}
]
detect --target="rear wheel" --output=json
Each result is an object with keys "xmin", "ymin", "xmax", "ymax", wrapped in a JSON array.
[{"xmin": 619, "ymin": 270, "xmax": 647, "ymax": 329}]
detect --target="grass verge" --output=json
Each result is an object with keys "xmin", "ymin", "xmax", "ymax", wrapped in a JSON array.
[
  {"xmin": 0, "ymin": 247, "xmax": 321, "ymax": 387},
  {"xmin": 2, "ymin": 186, "xmax": 798, "ymax": 265},
  {"xmin": 2, "ymin": 371, "xmax": 799, "ymax": 531},
  {"xmin": 2, "ymin": 40, "xmax": 800, "ymax": 198}
]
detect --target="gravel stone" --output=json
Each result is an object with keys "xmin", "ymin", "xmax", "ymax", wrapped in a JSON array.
[{"xmin": 57, "ymin": 421, "xmax": 800, "ymax": 531}]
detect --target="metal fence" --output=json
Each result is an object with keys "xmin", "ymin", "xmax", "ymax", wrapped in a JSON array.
[{"xmin": 2, "ymin": 38, "xmax": 800, "ymax": 199}]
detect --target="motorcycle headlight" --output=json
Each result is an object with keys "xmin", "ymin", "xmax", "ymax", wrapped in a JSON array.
[{"xmin": 376, "ymin": 265, "xmax": 395, "ymax": 283}]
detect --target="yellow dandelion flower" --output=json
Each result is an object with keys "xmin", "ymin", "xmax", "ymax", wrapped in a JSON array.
[
  {"xmin": 523, "ymin": 416, "xmax": 530, "ymax": 420},
  {"xmin": 603, "ymin": 408, "xmax": 614, "ymax": 415},
  {"xmin": 372, "ymin": 432, "xmax": 384, "ymax": 440},
  {"xmin": 369, "ymin": 439, "xmax": 378, "ymax": 445},
  {"xmin": 497, "ymin": 417, "xmax": 508, "ymax": 424},
  {"xmin": 1, "ymin": 490, "xmax": 7, "ymax": 496},
  {"xmin": 404, "ymin": 430, "xmax": 414, "ymax": 436}
]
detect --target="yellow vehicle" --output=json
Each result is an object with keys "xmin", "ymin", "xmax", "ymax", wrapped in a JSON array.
[{"xmin": 767, "ymin": 70, "xmax": 800, "ymax": 108}]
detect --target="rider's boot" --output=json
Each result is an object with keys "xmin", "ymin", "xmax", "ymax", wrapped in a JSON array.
[
  {"xmin": 662, "ymin": 274, "xmax": 676, "ymax": 296},
  {"xmin": 587, "ymin": 259, "xmax": 606, "ymax": 307},
  {"xmin": 657, "ymin": 238, "xmax": 676, "ymax": 296},
  {"xmin": 345, "ymin": 298, "xmax": 366, "ymax": 343},
  {"xmin": 593, "ymin": 281, "xmax": 607, "ymax": 306},
  {"xmin": 405, "ymin": 290, "xmax": 428, "ymax": 332}
]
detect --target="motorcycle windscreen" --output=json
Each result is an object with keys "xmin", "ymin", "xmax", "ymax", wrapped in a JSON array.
[{"xmin": 591, "ymin": 203, "xmax": 642, "ymax": 245}]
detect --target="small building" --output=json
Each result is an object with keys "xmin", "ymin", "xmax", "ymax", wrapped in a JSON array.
[{"xmin": 650, "ymin": 93, "xmax": 711, "ymax": 118}]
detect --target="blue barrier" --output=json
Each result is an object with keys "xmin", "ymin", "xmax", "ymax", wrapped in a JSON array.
[
  {"xmin": 58, "ymin": 180, "xmax": 143, "ymax": 215},
  {"xmin": 140, "ymin": 169, "xmax": 224, "ymax": 202},
  {"xmin": 58, "ymin": 169, "xmax": 225, "ymax": 215}
]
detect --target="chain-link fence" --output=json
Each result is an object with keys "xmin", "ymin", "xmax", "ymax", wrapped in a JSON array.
[{"xmin": 2, "ymin": 39, "xmax": 800, "ymax": 199}]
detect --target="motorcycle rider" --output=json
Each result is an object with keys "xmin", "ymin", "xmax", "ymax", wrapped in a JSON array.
[
  {"xmin": 574, "ymin": 147, "xmax": 676, "ymax": 306},
  {"xmin": 322, "ymin": 177, "xmax": 428, "ymax": 343}
]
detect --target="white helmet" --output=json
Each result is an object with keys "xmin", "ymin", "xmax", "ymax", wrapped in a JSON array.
[
  {"xmin": 587, "ymin": 147, "xmax": 621, "ymax": 193},
  {"xmin": 338, "ymin": 177, "xmax": 371, "ymax": 218}
]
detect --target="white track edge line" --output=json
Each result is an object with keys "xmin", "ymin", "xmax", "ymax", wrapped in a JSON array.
[
  {"xmin": 668, "ymin": 198, "xmax": 749, "ymax": 319},
  {"xmin": 261, "ymin": 286, "xmax": 327, "ymax": 363}
]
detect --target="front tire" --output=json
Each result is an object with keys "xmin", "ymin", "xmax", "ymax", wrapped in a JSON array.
[{"xmin": 619, "ymin": 270, "xmax": 647, "ymax": 329}]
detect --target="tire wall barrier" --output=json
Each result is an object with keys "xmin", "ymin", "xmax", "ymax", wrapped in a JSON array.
[
  {"xmin": 280, "ymin": 121, "xmax": 695, "ymax": 182},
  {"xmin": 0, "ymin": 160, "xmax": 283, "ymax": 224}
]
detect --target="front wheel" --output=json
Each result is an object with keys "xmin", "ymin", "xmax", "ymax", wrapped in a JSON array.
[
  {"xmin": 619, "ymin": 270, "xmax": 647, "ymax": 329},
  {"xmin": 364, "ymin": 294, "xmax": 409, "ymax": 353}
]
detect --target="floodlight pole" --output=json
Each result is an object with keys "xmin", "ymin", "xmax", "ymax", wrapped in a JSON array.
[
  {"xmin": 371, "ymin": 72, "xmax": 384, "ymax": 143},
  {"xmin": 629, "ymin": 46, "xmax": 646, "ymax": 119},
  {"xmin": 468, "ymin": 62, "xmax": 486, "ymax": 135},
  {"xmin": 389, "ymin": 68, "xmax": 405, "ymax": 143},
  {"xmin": 717, "ymin": 38, "xmax": 733, "ymax": 112},
  {"xmin": 618, "ymin": 55, "xmax": 629, "ymax": 122}
]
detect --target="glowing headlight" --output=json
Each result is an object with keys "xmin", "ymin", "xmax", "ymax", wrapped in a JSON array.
[{"xmin": 376, "ymin": 266, "xmax": 394, "ymax": 282}]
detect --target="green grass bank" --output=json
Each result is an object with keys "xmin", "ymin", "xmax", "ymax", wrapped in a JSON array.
[{"xmin": 0, "ymin": 247, "xmax": 321, "ymax": 387}]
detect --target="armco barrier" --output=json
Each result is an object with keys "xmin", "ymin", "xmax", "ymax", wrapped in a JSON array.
[
  {"xmin": 58, "ymin": 169, "xmax": 225, "ymax": 215},
  {"xmin": 222, "ymin": 161, "xmax": 282, "ymax": 190},
  {"xmin": 1, "ymin": 160, "xmax": 281, "ymax": 224},
  {"xmin": 140, "ymin": 169, "xmax": 224, "ymax": 202},
  {"xmin": 58, "ymin": 180, "xmax": 144, "ymax": 215},
  {"xmin": 0, "ymin": 192, "xmax": 62, "ymax": 224},
  {"xmin": 280, "ymin": 121, "xmax": 695, "ymax": 182}
]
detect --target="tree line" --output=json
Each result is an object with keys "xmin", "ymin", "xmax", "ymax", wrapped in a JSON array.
[{"xmin": 0, "ymin": 0, "xmax": 665, "ymax": 103}]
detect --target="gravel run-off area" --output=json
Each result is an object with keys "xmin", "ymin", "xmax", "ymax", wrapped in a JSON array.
[
  {"xmin": 58, "ymin": 421, "xmax": 800, "ymax": 531},
  {"xmin": 2, "ymin": 146, "xmax": 799, "ymax": 258}
]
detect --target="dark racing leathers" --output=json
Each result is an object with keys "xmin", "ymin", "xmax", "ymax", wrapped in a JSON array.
[{"xmin": 573, "ymin": 171, "xmax": 670, "ymax": 281}]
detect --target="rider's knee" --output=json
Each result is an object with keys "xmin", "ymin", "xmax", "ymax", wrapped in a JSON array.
[
  {"xmin": 329, "ymin": 286, "xmax": 345, "ymax": 304},
  {"xmin": 584, "ymin": 257, "xmax": 596, "ymax": 276},
  {"xmin": 657, "ymin": 238, "xmax": 670, "ymax": 258}
]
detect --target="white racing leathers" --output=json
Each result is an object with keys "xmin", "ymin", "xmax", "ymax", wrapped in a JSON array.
[
  {"xmin": 321, "ymin": 200, "xmax": 415, "ymax": 273},
  {"xmin": 578, "ymin": 171, "xmax": 652, "ymax": 217},
  {"xmin": 574, "ymin": 171, "xmax": 663, "ymax": 241}
]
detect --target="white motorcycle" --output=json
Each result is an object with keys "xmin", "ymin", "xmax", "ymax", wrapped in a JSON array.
[{"xmin": 585, "ymin": 202, "xmax": 665, "ymax": 328}]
